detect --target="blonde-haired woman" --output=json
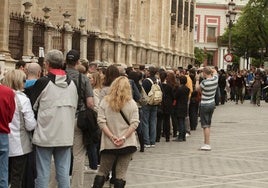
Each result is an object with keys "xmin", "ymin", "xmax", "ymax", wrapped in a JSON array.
[
  {"xmin": 2, "ymin": 70, "xmax": 37, "ymax": 187},
  {"xmin": 92, "ymin": 76, "xmax": 139, "ymax": 188}
]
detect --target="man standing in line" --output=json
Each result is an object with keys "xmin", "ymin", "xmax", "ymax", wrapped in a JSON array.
[
  {"xmin": 141, "ymin": 66, "xmax": 159, "ymax": 148},
  {"xmin": 29, "ymin": 49, "xmax": 78, "ymax": 188},
  {"xmin": 65, "ymin": 49, "xmax": 94, "ymax": 188},
  {"xmin": 0, "ymin": 68, "xmax": 16, "ymax": 188},
  {"xmin": 195, "ymin": 66, "xmax": 218, "ymax": 151},
  {"xmin": 23, "ymin": 62, "xmax": 42, "ymax": 188}
]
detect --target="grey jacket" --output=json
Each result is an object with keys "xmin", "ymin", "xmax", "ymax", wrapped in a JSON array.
[{"xmin": 31, "ymin": 71, "xmax": 78, "ymax": 147}]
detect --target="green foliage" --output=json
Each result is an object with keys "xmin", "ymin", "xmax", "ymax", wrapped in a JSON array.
[
  {"xmin": 221, "ymin": 0, "xmax": 268, "ymax": 64},
  {"xmin": 194, "ymin": 47, "xmax": 206, "ymax": 66},
  {"xmin": 251, "ymin": 57, "xmax": 263, "ymax": 67}
]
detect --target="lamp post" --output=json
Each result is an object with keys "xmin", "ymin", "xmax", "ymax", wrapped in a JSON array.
[{"xmin": 224, "ymin": 0, "xmax": 237, "ymax": 63}]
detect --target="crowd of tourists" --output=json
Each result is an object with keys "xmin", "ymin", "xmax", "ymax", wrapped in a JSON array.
[{"xmin": 0, "ymin": 48, "xmax": 267, "ymax": 188}]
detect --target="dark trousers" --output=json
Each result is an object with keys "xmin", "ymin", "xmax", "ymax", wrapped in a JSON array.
[
  {"xmin": 156, "ymin": 112, "xmax": 163, "ymax": 141},
  {"xmin": 23, "ymin": 151, "xmax": 36, "ymax": 188},
  {"xmin": 136, "ymin": 124, "xmax": 144, "ymax": 151},
  {"xmin": 189, "ymin": 102, "xmax": 199, "ymax": 130},
  {"xmin": 177, "ymin": 117, "xmax": 186, "ymax": 140},
  {"xmin": 9, "ymin": 154, "xmax": 28, "ymax": 188},
  {"xmin": 171, "ymin": 109, "xmax": 178, "ymax": 137},
  {"xmin": 87, "ymin": 142, "xmax": 99, "ymax": 170},
  {"xmin": 215, "ymin": 87, "xmax": 220, "ymax": 105},
  {"xmin": 219, "ymin": 87, "xmax": 226, "ymax": 104},
  {"xmin": 156, "ymin": 113, "xmax": 171, "ymax": 141}
]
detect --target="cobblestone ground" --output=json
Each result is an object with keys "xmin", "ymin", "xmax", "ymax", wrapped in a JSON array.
[{"xmin": 84, "ymin": 100, "xmax": 268, "ymax": 188}]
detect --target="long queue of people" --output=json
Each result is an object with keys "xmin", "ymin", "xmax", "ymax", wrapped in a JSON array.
[{"xmin": 1, "ymin": 49, "xmax": 266, "ymax": 188}]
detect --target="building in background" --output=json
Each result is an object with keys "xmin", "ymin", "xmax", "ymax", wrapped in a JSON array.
[
  {"xmin": 195, "ymin": 0, "xmax": 248, "ymax": 70},
  {"xmin": 0, "ymin": 0, "xmax": 196, "ymax": 74}
]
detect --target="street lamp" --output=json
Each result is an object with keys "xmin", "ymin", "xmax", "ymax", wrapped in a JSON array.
[{"xmin": 225, "ymin": 0, "xmax": 237, "ymax": 54}]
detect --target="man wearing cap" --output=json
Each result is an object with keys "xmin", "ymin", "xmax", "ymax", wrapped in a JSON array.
[
  {"xmin": 29, "ymin": 49, "xmax": 78, "ymax": 188},
  {"xmin": 65, "ymin": 49, "xmax": 94, "ymax": 188}
]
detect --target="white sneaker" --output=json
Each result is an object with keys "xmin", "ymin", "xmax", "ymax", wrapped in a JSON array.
[
  {"xmin": 150, "ymin": 144, "xmax": 155, "ymax": 148},
  {"xmin": 200, "ymin": 144, "xmax": 211, "ymax": 151},
  {"xmin": 144, "ymin": 144, "xmax": 151, "ymax": 148}
]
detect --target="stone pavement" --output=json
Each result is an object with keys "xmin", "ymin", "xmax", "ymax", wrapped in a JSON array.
[{"xmin": 84, "ymin": 100, "xmax": 268, "ymax": 188}]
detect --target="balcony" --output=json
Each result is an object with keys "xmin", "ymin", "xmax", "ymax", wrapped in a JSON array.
[{"xmin": 206, "ymin": 36, "xmax": 217, "ymax": 43}]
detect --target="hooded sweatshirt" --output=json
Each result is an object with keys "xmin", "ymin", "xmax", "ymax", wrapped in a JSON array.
[{"xmin": 30, "ymin": 69, "xmax": 78, "ymax": 147}]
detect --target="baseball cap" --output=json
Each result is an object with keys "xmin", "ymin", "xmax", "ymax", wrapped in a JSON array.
[{"xmin": 66, "ymin": 50, "xmax": 80, "ymax": 62}]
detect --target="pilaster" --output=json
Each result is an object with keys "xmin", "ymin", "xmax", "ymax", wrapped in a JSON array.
[
  {"xmin": 101, "ymin": 40, "xmax": 108, "ymax": 62},
  {"xmin": 146, "ymin": 49, "xmax": 151, "ymax": 64},
  {"xmin": 114, "ymin": 42, "xmax": 121, "ymax": 64},
  {"xmin": 94, "ymin": 38, "xmax": 101, "ymax": 61},
  {"xmin": 136, "ymin": 47, "xmax": 142, "ymax": 64},
  {"xmin": 126, "ymin": 44, "xmax": 133, "ymax": 67},
  {"xmin": 0, "ymin": 0, "xmax": 14, "ymax": 65}
]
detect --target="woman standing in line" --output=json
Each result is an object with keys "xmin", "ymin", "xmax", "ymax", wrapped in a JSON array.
[
  {"xmin": 173, "ymin": 75, "xmax": 190, "ymax": 142},
  {"xmin": 2, "ymin": 70, "xmax": 37, "ymax": 188},
  {"xmin": 92, "ymin": 76, "xmax": 139, "ymax": 188}
]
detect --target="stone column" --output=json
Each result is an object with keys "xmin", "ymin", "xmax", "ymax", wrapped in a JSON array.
[
  {"xmin": 44, "ymin": 28, "xmax": 54, "ymax": 54},
  {"xmin": 114, "ymin": 42, "xmax": 121, "ymax": 64},
  {"xmin": 23, "ymin": 2, "xmax": 34, "ymax": 57},
  {"xmin": 0, "ymin": 0, "xmax": 13, "ymax": 64},
  {"xmin": 62, "ymin": 11, "xmax": 73, "ymax": 56},
  {"xmin": 79, "ymin": 17, "xmax": 88, "ymax": 60}
]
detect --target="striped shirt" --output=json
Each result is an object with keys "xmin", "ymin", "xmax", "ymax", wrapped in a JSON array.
[{"xmin": 200, "ymin": 75, "xmax": 218, "ymax": 105}]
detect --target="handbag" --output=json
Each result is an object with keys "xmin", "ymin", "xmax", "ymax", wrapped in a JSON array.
[
  {"xmin": 76, "ymin": 74, "xmax": 97, "ymax": 132},
  {"xmin": 76, "ymin": 73, "xmax": 88, "ymax": 130}
]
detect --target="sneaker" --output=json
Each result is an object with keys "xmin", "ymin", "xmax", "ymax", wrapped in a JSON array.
[
  {"xmin": 144, "ymin": 144, "xmax": 151, "ymax": 148},
  {"xmin": 200, "ymin": 144, "xmax": 211, "ymax": 151},
  {"xmin": 186, "ymin": 133, "xmax": 191, "ymax": 137},
  {"xmin": 150, "ymin": 144, "xmax": 155, "ymax": 148}
]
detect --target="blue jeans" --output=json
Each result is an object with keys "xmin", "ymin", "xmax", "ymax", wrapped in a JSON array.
[
  {"xmin": 141, "ymin": 105, "xmax": 157, "ymax": 145},
  {"xmin": 0, "ymin": 133, "xmax": 9, "ymax": 188},
  {"xmin": 35, "ymin": 146, "xmax": 71, "ymax": 188}
]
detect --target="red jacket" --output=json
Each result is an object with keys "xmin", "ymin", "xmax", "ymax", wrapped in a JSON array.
[{"xmin": 0, "ymin": 85, "xmax": 15, "ymax": 134}]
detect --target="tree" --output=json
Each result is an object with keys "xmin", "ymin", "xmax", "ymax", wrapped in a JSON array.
[
  {"xmin": 220, "ymin": 0, "xmax": 268, "ymax": 65},
  {"xmin": 194, "ymin": 47, "xmax": 206, "ymax": 66}
]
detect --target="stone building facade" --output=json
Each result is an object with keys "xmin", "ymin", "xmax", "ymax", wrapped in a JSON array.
[{"xmin": 0, "ymin": 0, "xmax": 195, "ymax": 75}]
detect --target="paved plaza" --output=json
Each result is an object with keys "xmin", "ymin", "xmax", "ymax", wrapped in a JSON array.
[{"xmin": 85, "ymin": 100, "xmax": 268, "ymax": 188}]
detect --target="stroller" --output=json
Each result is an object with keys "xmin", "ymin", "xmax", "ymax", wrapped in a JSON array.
[{"xmin": 263, "ymin": 85, "xmax": 268, "ymax": 103}]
